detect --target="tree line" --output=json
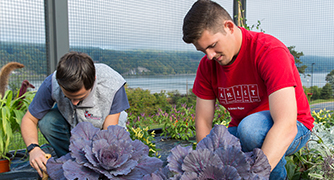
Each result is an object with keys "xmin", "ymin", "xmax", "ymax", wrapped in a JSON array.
[
  {"xmin": 1, "ymin": 41, "xmax": 334, "ymax": 77},
  {"xmin": 0, "ymin": 41, "xmax": 203, "ymax": 76}
]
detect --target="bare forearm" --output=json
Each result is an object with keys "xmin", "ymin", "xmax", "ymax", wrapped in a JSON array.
[
  {"xmin": 195, "ymin": 119, "xmax": 212, "ymax": 142},
  {"xmin": 195, "ymin": 97, "xmax": 215, "ymax": 142},
  {"xmin": 261, "ymin": 122, "xmax": 297, "ymax": 170},
  {"xmin": 21, "ymin": 111, "xmax": 39, "ymax": 146},
  {"xmin": 265, "ymin": 87, "xmax": 298, "ymax": 170}
]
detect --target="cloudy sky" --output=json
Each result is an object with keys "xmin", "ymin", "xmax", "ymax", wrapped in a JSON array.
[{"xmin": 1, "ymin": 0, "xmax": 333, "ymax": 56}]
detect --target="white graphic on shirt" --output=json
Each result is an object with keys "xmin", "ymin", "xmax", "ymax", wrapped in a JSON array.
[{"xmin": 218, "ymin": 84, "xmax": 261, "ymax": 104}]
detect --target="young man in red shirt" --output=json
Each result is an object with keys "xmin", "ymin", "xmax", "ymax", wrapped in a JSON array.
[{"xmin": 183, "ymin": 0, "xmax": 314, "ymax": 179}]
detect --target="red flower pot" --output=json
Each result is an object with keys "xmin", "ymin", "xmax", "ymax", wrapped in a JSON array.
[
  {"xmin": 0, "ymin": 158, "xmax": 10, "ymax": 173},
  {"xmin": 0, "ymin": 153, "xmax": 14, "ymax": 173}
]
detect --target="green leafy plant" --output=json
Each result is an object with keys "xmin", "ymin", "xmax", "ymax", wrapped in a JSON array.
[
  {"xmin": 154, "ymin": 103, "xmax": 231, "ymax": 141},
  {"xmin": 286, "ymin": 109, "xmax": 334, "ymax": 180},
  {"xmin": 157, "ymin": 104, "xmax": 196, "ymax": 141},
  {"xmin": 127, "ymin": 126, "xmax": 160, "ymax": 158},
  {"xmin": 0, "ymin": 89, "xmax": 35, "ymax": 160},
  {"xmin": 125, "ymin": 86, "xmax": 171, "ymax": 117},
  {"xmin": 285, "ymin": 148, "xmax": 314, "ymax": 180},
  {"xmin": 212, "ymin": 102, "xmax": 231, "ymax": 127},
  {"xmin": 306, "ymin": 123, "xmax": 334, "ymax": 179},
  {"xmin": 312, "ymin": 108, "xmax": 334, "ymax": 128}
]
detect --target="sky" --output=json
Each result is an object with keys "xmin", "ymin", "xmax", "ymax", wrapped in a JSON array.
[{"xmin": 1, "ymin": 0, "xmax": 333, "ymax": 56}]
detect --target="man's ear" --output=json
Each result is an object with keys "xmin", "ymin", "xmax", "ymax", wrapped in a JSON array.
[{"xmin": 223, "ymin": 20, "xmax": 235, "ymax": 33}]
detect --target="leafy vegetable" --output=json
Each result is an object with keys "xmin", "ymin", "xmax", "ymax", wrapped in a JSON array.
[
  {"xmin": 143, "ymin": 166, "xmax": 171, "ymax": 180},
  {"xmin": 46, "ymin": 122, "xmax": 163, "ymax": 180},
  {"xmin": 167, "ymin": 125, "xmax": 271, "ymax": 179}
]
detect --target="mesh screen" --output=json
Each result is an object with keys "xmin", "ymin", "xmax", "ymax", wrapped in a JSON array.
[
  {"xmin": 0, "ymin": 0, "xmax": 47, "ymax": 91},
  {"xmin": 68, "ymin": 0, "xmax": 232, "ymax": 94},
  {"xmin": 247, "ymin": 0, "xmax": 334, "ymax": 109},
  {"xmin": 1, "ymin": 0, "xmax": 334, "ymax": 150}
]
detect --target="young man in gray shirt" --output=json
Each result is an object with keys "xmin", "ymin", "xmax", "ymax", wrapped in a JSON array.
[{"xmin": 21, "ymin": 51, "xmax": 130, "ymax": 177}]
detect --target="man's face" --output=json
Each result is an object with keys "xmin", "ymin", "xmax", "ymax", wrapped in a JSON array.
[
  {"xmin": 194, "ymin": 29, "xmax": 236, "ymax": 66},
  {"xmin": 61, "ymin": 86, "xmax": 91, "ymax": 105}
]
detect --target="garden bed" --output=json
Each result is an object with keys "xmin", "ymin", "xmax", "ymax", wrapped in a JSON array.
[
  {"xmin": 0, "ymin": 132, "xmax": 195, "ymax": 180},
  {"xmin": 0, "ymin": 150, "xmax": 39, "ymax": 180},
  {"xmin": 153, "ymin": 132, "xmax": 195, "ymax": 166},
  {"xmin": 0, "ymin": 144, "xmax": 56, "ymax": 180}
]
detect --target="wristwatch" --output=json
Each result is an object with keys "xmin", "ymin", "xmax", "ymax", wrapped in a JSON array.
[{"xmin": 27, "ymin": 143, "xmax": 40, "ymax": 153}]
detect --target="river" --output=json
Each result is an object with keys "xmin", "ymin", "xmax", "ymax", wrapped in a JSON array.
[
  {"xmin": 299, "ymin": 72, "xmax": 328, "ymax": 88},
  {"xmin": 124, "ymin": 72, "xmax": 329, "ymax": 94},
  {"xmin": 123, "ymin": 74, "xmax": 195, "ymax": 94},
  {"xmin": 30, "ymin": 72, "xmax": 329, "ymax": 94}
]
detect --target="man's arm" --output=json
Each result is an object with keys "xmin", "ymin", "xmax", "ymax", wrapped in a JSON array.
[
  {"xmin": 103, "ymin": 85, "xmax": 129, "ymax": 130},
  {"xmin": 102, "ymin": 112, "xmax": 120, "ymax": 130},
  {"xmin": 262, "ymin": 86, "xmax": 298, "ymax": 171},
  {"xmin": 195, "ymin": 97, "xmax": 216, "ymax": 142},
  {"xmin": 21, "ymin": 110, "xmax": 47, "ymax": 178}
]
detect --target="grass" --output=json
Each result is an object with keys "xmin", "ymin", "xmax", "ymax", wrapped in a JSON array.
[{"xmin": 309, "ymin": 98, "xmax": 334, "ymax": 105}]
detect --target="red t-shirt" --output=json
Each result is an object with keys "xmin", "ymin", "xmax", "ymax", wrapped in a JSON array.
[{"xmin": 193, "ymin": 27, "xmax": 314, "ymax": 130}]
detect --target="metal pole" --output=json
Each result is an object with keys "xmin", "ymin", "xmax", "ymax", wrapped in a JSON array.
[
  {"xmin": 233, "ymin": 0, "xmax": 246, "ymax": 26},
  {"xmin": 311, "ymin": 63, "xmax": 315, "ymax": 93},
  {"xmin": 44, "ymin": 0, "xmax": 69, "ymax": 75}
]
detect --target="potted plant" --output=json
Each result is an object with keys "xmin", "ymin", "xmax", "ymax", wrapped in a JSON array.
[{"xmin": 0, "ymin": 89, "xmax": 34, "ymax": 173}]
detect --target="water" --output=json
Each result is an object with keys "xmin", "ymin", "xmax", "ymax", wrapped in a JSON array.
[
  {"xmin": 124, "ymin": 74, "xmax": 195, "ymax": 94},
  {"xmin": 299, "ymin": 72, "xmax": 328, "ymax": 88},
  {"xmin": 29, "ymin": 72, "xmax": 329, "ymax": 94},
  {"xmin": 124, "ymin": 72, "xmax": 329, "ymax": 94}
]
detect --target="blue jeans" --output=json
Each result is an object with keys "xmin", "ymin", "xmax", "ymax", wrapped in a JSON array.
[
  {"xmin": 228, "ymin": 110, "xmax": 311, "ymax": 180},
  {"xmin": 38, "ymin": 107, "xmax": 71, "ymax": 157}
]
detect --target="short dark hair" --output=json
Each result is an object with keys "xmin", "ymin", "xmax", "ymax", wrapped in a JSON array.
[
  {"xmin": 56, "ymin": 51, "xmax": 95, "ymax": 92},
  {"xmin": 182, "ymin": 0, "xmax": 233, "ymax": 44}
]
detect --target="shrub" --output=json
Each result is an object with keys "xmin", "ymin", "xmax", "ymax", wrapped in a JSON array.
[
  {"xmin": 127, "ymin": 126, "xmax": 160, "ymax": 158},
  {"xmin": 286, "ymin": 109, "xmax": 334, "ymax": 180},
  {"xmin": 157, "ymin": 104, "xmax": 196, "ymax": 141},
  {"xmin": 125, "ymin": 87, "xmax": 171, "ymax": 117}
]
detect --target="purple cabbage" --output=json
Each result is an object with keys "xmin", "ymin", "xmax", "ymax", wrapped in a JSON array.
[
  {"xmin": 143, "ymin": 166, "xmax": 171, "ymax": 180},
  {"xmin": 46, "ymin": 122, "xmax": 163, "ymax": 179},
  {"xmin": 167, "ymin": 125, "xmax": 271, "ymax": 180}
]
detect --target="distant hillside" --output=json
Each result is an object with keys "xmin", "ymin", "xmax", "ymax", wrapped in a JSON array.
[
  {"xmin": 300, "ymin": 55, "xmax": 334, "ymax": 73},
  {"xmin": 0, "ymin": 41, "xmax": 203, "ymax": 76},
  {"xmin": 1, "ymin": 41, "xmax": 333, "ymax": 76},
  {"xmin": 70, "ymin": 47, "xmax": 204, "ymax": 75}
]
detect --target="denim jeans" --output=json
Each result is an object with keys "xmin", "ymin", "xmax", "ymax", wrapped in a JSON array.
[
  {"xmin": 228, "ymin": 110, "xmax": 311, "ymax": 180},
  {"xmin": 38, "ymin": 107, "xmax": 71, "ymax": 157}
]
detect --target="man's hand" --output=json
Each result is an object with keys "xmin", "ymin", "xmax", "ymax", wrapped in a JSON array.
[{"xmin": 29, "ymin": 147, "xmax": 48, "ymax": 178}]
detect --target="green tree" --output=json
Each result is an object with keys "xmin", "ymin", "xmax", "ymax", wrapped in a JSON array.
[
  {"xmin": 125, "ymin": 86, "xmax": 171, "ymax": 117},
  {"xmin": 310, "ymin": 86, "xmax": 321, "ymax": 100},
  {"xmin": 320, "ymin": 83, "xmax": 332, "ymax": 99},
  {"xmin": 167, "ymin": 89, "xmax": 197, "ymax": 109},
  {"xmin": 325, "ymin": 69, "xmax": 334, "ymax": 95},
  {"xmin": 288, "ymin": 46, "xmax": 306, "ymax": 75}
]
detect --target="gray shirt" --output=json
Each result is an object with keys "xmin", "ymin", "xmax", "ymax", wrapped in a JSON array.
[{"xmin": 29, "ymin": 63, "xmax": 129, "ymax": 129}]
